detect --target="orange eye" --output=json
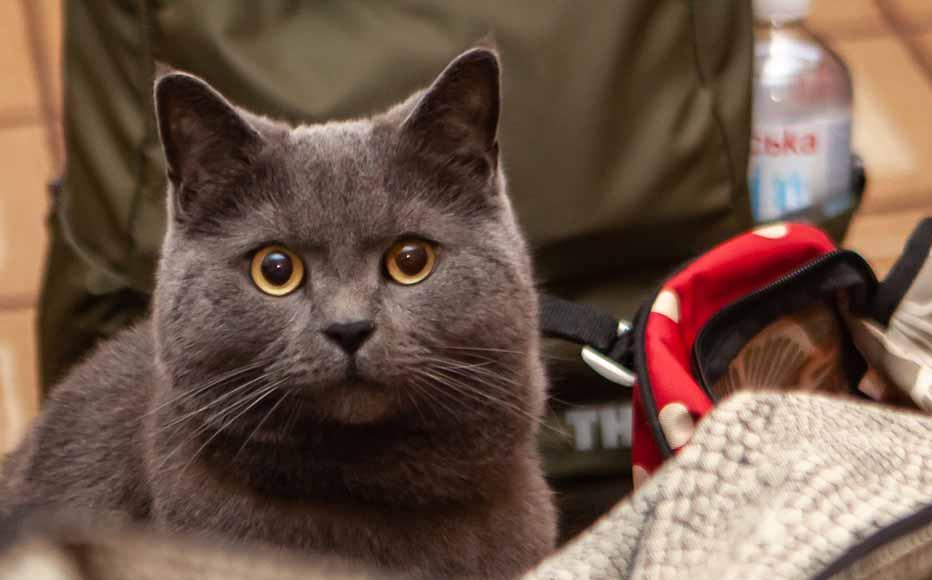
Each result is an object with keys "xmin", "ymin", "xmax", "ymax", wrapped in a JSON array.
[
  {"xmin": 250, "ymin": 245, "xmax": 305, "ymax": 296},
  {"xmin": 384, "ymin": 240, "xmax": 436, "ymax": 285}
]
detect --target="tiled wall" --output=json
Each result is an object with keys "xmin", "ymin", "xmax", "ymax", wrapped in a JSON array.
[
  {"xmin": 0, "ymin": 1, "xmax": 930, "ymax": 453},
  {"xmin": 0, "ymin": 0, "xmax": 59, "ymax": 453}
]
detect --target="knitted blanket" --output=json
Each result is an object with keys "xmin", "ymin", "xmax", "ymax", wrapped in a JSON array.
[{"xmin": 527, "ymin": 392, "xmax": 932, "ymax": 580}]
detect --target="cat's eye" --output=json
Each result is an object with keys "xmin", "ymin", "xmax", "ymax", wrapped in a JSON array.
[
  {"xmin": 251, "ymin": 245, "xmax": 305, "ymax": 296},
  {"xmin": 384, "ymin": 240, "xmax": 436, "ymax": 285}
]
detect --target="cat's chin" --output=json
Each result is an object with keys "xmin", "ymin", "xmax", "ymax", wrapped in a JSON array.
[{"xmin": 312, "ymin": 382, "xmax": 397, "ymax": 425}]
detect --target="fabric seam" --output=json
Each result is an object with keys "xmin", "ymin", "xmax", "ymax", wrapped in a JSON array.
[
  {"xmin": 125, "ymin": 0, "xmax": 159, "ymax": 272},
  {"xmin": 687, "ymin": 0, "xmax": 750, "ymax": 229}
]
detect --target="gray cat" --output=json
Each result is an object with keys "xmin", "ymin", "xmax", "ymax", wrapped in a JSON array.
[{"xmin": 0, "ymin": 48, "xmax": 556, "ymax": 578}]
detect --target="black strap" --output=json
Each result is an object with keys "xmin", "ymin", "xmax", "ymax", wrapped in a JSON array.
[
  {"xmin": 539, "ymin": 294, "xmax": 622, "ymax": 353},
  {"xmin": 872, "ymin": 217, "xmax": 932, "ymax": 325}
]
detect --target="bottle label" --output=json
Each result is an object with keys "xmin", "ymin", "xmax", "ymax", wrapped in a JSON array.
[{"xmin": 749, "ymin": 115, "xmax": 852, "ymax": 222}]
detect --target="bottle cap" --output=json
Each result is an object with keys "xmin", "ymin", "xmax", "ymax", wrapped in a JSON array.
[{"xmin": 753, "ymin": 0, "xmax": 811, "ymax": 23}]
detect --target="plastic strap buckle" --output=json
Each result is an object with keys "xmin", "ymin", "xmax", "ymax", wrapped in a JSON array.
[{"xmin": 580, "ymin": 320, "xmax": 636, "ymax": 387}]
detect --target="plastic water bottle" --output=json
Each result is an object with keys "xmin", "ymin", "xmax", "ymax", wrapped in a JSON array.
[{"xmin": 750, "ymin": 0, "xmax": 854, "ymax": 223}]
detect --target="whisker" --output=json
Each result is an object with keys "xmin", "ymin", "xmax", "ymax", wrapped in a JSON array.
[
  {"xmin": 427, "ymin": 355, "xmax": 579, "ymax": 407},
  {"xmin": 154, "ymin": 377, "xmax": 281, "ymax": 472},
  {"xmin": 402, "ymin": 381, "xmax": 430, "ymax": 424},
  {"xmin": 144, "ymin": 360, "xmax": 266, "ymax": 419},
  {"xmin": 425, "ymin": 358, "xmax": 521, "ymax": 389},
  {"xmin": 439, "ymin": 346, "xmax": 575, "ymax": 362},
  {"xmin": 231, "ymin": 390, "xmax": 292, "ymax": 462},
  {"xmin": 410, "ymin": 373, "xmax": 467, "ymax": 422},
  {"xmin": 177, "ymin": 380, "xmax": 287, "ymax": 475},
  {"xmin": 416, "ymin": 369, "xmax": 525, "ymax": 429},
  {"xmin": 545, "ymin": 394, "xmax": 575, "ymax": 406},
  {"xmin": 434, "ymin": 370, "xmax": 522, "ymax": 411},
  {"xmin": 422, "ymin": 362, "xmax": 517, "ymax": 388},
  {"xmin": 440, "ymin": 346, "xmax": 527, "ymax": 354},
  {"xmin": 284, "ymin": 397, "xmax": 303, "ymax": 434},
  {"xmin": 424, "ymin": 368, "xmax": 569, "ymax": 439},
  {"xmin": 157, "ymin": 371, "xmax": 272, "ymax": 433},
  {"xmin": 418, "ymin": 368, "xmax": 539, "ymax": 431},
  {"xmin": 421, "ymin": 357, "xmax": 496, "ymax": 371}
]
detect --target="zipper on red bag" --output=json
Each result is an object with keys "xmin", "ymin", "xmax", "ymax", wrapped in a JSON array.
[{"xmin": 690, "ymin": 250, "xmax": 877, "ymax": 397}]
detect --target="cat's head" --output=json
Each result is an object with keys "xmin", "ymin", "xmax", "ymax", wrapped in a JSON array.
[{"xmin": 151, "ymin": 49, "xmax": 544, "ymax": 442}]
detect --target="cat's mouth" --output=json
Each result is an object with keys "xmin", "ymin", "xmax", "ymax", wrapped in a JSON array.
[
  {"xmin": 285, "ymin": 376, "xmax": 382, "ymax": 398},
  {"xmin": 281, "ymin": 361, "xmax": 398, "ymax": 424},
  {"xmin": 310, "ymin": 381, "xmax": 396, "ymax": 424},
  {"xmin": 288, "ymin": 358, "xmax": 380, "ymax": 395},
  {"xmin": 345, "ymin": 359, "xmax": 362, "ymax": 382}
]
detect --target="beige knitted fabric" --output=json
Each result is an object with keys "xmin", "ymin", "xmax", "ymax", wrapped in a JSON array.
[{"xmin": 526, "ymin": 392, "xmax": 932, "ymax": 580}]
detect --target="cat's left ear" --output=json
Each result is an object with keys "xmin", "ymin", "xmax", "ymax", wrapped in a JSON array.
[{"xmin": 402, "ymin": 48, "xmax": 501, "ymax": 179}]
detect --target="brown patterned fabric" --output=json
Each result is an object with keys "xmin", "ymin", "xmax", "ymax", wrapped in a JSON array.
[{"xmin": 714, "ymin": 301, "xmax": 851, "ymax": 398}]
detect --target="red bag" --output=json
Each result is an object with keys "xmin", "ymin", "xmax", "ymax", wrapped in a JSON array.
[{"xmin": 542, "ymin": 218, "xmax": 932, "ymax": 489}]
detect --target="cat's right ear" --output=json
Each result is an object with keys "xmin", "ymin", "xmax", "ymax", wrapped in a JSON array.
[{"xmin": 154, "ymin": 73, "xmax": 264, "ymax": 222}]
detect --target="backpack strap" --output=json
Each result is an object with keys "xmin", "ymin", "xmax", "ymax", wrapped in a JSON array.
[
  {"xmin": 539, "ymin": 294, "xmax": 636, "ymax": 387},
  {"xmin": 872, "ymin": 217, "xmax": 932, "ymax": 325}
]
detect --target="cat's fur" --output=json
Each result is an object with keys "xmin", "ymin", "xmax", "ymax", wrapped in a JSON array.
[{"xmin": 0, "ymin": 49, "xmax": 556, "ymax": 578}]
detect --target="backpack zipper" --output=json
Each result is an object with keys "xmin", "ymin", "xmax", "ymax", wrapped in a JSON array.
[{"xmin": 691, "ymin": 250, "xmax": 877, "ymax": 398}]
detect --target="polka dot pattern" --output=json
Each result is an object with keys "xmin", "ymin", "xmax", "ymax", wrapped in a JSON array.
[
  {"xmin": 658, "ymin": 402, "xmax": 694, "ymax": 449},
  {"xmin": 637, "ymin": 223, "xmax": 836, "ymax": 472},
  {"xmin": 753, "ymin": 223, "xmax": 790, "ymax": 239},
  {"xmin": 650, "ymin": 289, "xmax": 680, "ymax": 323}
]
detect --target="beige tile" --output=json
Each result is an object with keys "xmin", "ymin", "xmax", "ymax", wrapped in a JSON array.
[
  {"xmin": 833, "ymin": 37, "xmax": 932, "ymax": 212},
  {"xmin": 0, "ymin": 125, "xmax": 52, "ymax": 305},
  {"xmin": 807, "ymin": 0, "xmax": 889, "ymax": 38},
  {"xmin": 889, "ymin": 0, "xmax": 932, "ymax": 32},
  {"xmin": 0, "ymin": 308, "xmax": 39, "ymax": 453},
  {"xmin": 846, "ymin": 208, "xmax": 928, "ymax": 278},
  {"xmin": 918, "ymin": 30, "xmax": 932, "ymax": 65},
  {"xmin": 41, "ymin": 0, "xmax": 62, "ymax": 118},
  {"xmin": 39, "ymin": 0, "xmax": 64, "ymax": 167},
  {"xmin": 0, "ymin": 0, "xmax": 41, "ymax": 117}
]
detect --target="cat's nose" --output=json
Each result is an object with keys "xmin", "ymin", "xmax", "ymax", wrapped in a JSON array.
[{"xmin": 322, "ymin": 320, "xmax": 376, "ymax": 355}]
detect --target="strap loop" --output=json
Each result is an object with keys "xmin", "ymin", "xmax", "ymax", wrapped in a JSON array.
[{"xmin": 539, "ymin": 294, "xmax": 635, "ymax": 387}]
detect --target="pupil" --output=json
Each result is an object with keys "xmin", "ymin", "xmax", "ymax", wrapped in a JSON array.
[
  {"xmin": 396, "ymin": 245, "xmax": 427, "ymax": 276},
  {"xmin": 261, "ymin": 252, "xmax": 293, "ymax": 286}
]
